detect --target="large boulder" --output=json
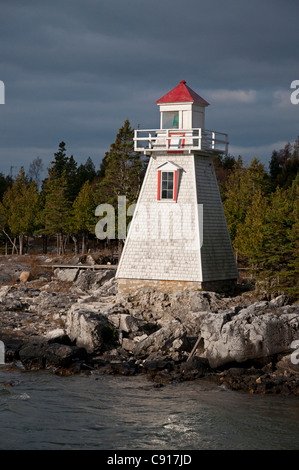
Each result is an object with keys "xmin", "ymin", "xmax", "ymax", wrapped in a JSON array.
[
  {"xmin": 71, "ymin": 270, "xmax": 115, "ymax": 295},
  {"xmin": 54, "ymin": 268, "xmax": 79, "ymax": 282},
  {"xmin": 198, "ymin": 304, "xmax": 299, "ymax": 368},
  {"xmin": 18, "ymin": 339, "xmax": 86, "ymax": 370},
  {"xmin": 66, "ymin": 305, "xmax": 116, "ymax": 353},
  {"xmin": 133, "ymin": 320, "xmax": 187, "ymax": 358}
]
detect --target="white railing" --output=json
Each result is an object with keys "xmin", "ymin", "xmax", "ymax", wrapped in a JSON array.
[{"xmin": 134, "ymin": 128, "xmax": 229, "ymax": 154}]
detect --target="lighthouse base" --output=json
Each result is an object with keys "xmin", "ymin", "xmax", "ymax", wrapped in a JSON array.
[{"xmin": 117, "ymin": 278, "xmax": 237, "ymax": 295}]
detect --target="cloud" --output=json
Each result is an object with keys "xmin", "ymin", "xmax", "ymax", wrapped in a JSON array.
[
  {"xmin": 207, "ymin": 89, "xmax": 257, "ymax": 104},
  {"xmin": 273, "ymin": 88, "xmax": 297, "ymax": 109},
  {"xmin": 0, "ymin": 0, "xmax": 298, "ymax": 175}
]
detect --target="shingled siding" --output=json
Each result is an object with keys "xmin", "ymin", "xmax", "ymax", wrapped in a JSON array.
[
  {"xmin": 194, "ymin": 154, "xmax": 238, "ymax": 281},
  {"xmin": 116, "ymin": 153, "xmax": 202, "ymax": 282}
]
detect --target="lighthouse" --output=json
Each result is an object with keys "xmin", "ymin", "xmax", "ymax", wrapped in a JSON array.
[{"xmin": 116, "ymin": 80, "xmax": 238, "ymax": 293}]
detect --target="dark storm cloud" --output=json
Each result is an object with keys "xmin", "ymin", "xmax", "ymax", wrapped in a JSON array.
[{"xmin": 0, "ymin": 0, "xmax": 298, "ymax": 176}]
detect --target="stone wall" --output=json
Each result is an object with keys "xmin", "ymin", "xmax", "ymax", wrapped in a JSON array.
[{"xmin": 117, "ymin": 278, "xmax": 237, "ymax": 294}]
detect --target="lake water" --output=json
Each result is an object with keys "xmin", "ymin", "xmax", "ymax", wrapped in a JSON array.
[{"xmin": 0, "ymin": 366, "xmax": 298, "ymax": 450}]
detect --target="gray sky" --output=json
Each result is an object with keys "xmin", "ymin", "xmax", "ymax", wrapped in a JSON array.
[{"xmin": 0, "ymin": 0, "xmax": 298, "ymax": 178}]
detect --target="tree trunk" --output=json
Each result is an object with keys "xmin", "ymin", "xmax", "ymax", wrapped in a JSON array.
[
  {"xmin": 57, "ymin": 232, "xmax": 64, "ymax": 255},
  {"xmin": 12, "ymin": 238, "xmax": 16, "ymax": 254},
  {"xmin": 42, "ymin": 235, "xmax": 48, "ymax": 254},
  {"xmin": 19, "ymin": 234, "xmax": 24, "ymax": 256},
  {"xmin": 81, "ymin": 232, "xmax": 86, "ymax": 254},
  {"xmin": 3, "ymin": 230, "xmax": 18, "ymax": 254},
  {"xmin": 71, "ymin": 235, "xmax": 78, "ymax": 254}
]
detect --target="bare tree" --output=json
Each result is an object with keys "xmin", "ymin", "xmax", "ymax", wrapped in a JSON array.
[{"xmin": 28, "ymin": 156, "xmax": 43, "ymax": 190}]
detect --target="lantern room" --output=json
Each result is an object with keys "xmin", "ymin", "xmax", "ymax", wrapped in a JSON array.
[
  {"xmin": 134, "ymin": 80, "xmax": 229, "ymax": 155},
  {"xmin": 156, "ymin": 79, "xmax": 209, "ymax": 130}
]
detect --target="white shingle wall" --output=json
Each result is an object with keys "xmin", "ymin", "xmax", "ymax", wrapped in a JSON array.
[
  {"xmin": 116, "ymin": 153, "xmax": 202, "ymax": 281},
  {"xmin": 116, "ymin": 152, "xmax": 238, "ymax": 282},
  {"xmin": 194, "ymin": 155, "xmax": 239, "ymax": 281}
]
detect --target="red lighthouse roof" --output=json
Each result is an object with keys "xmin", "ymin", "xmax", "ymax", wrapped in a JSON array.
[{"xmin": 156, "ymin": 80, "xmax": 209, "ymax": 105}]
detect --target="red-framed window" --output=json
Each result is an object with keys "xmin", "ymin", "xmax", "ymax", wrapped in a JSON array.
[{"xmin": 157, "ymin": 170, "xmax": 178, "ymax": 202}]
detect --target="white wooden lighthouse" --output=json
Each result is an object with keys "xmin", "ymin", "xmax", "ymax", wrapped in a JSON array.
[{"xmin": 116, "ymin": 80, "xmax": 238, "ymax": 293}]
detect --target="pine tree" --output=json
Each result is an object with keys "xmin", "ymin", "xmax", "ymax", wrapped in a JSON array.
[
  {"xmin": 42, "ymin": 173, "xmax": 72, "ymax": 255},
  {"xmin": 269, "ymin": 141, "xmax": 299, "ymax": 189},
  {"xmin": 233, "ymin": 190, "xmax": 270, "ymax": 275},
  {"xmin": 76, "ymin": 157, "xmax": 97, "ymax": 189},
  {"xmin": 1, "ymin": 167, "xmax": 40, "ymax": 254},
  {"xmin": 223, "ymin": 158, "xmax": 270, "ymax": 242},
  {"xmin": 72, "ymin": 180, "xmax": 97, "ymax": 254},
  {"xmin": 96, "ymin": 119, "xmax": 144, "ymax": 207},
  {"xmin": 0, "ymin": 172, "xmax": 12, "ymax": 201},
  {"xmin": 260, "ymin": 177, "xmax": 299, "ymax": 297},
  {"xmin": 50, "ymin": 141, "xmax": 68, "ymax": 178}
]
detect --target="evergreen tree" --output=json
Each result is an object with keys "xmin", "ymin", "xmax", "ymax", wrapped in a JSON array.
[
  {"xmin": 260, "ymin": 177, "xmax": 298, "ymax": 297},
  {"xmin": 234, "ymin": 190, "xmax": 269, "ymax": 268},
  {"xmin": 76, "ymin": 157, "xmax": 97, "ymax": 192},
  {"xmin": 50, "ymin": 141, "xmax": 68, "ymax": 178},
  {"xmin": 42, "ymin": 173, "xmax": 72, "ymax": 255},
  {"xmin": 0, "ymin": 172, "xmax": 12, "ymax": 201},
  {"xmin": 96, "ymin": 119, "xmax": 144, "ymax": 207},
  {"xmin": 269, "ymin": 140, "xmax": 299, "ymax": 189},
  {"xmin": 65, "ymin": 154, "xmax": 78, "ymax": 201},
  {"xmin": 1, "ymin": 167, "xmax": 40, "ymax": 254},
  {"xmin": 43, "ymin": 142, "xmax": 80, "ymax": 201},
  {"xmin": 72, "ymin": 180, "xmax": 97, "ymax": 253},
  {"xmin": 212, "ymin": 153, "xmax": 237, "ymax": 200},
  {"xmin": 223, "ymin": 158, "xmax": 270, "ymax": 242}
]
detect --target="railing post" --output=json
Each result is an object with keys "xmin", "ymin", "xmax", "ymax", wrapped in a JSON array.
[
  {"xmin": 198, "ymin": 128, "xmax": 202, "ymax": 150},
  {"xmin": 134, "ymin": 129, "xmax": 138, "ymax": 151},
  {"xmin": 212, "ymin": 132, "xmax": 215, "ymax": 150}
]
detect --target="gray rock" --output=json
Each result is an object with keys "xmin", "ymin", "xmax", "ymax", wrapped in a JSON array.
[
  {"xmin": 18, "ymin": 339, "xmax": 86, "ymax": 370},
  {"xmin": 45, "ymin": 328, "xmax": 66, "ymax": 341},
  {"xmin": 66, "ymin": 305, "xmax": 114, "ymax": 353},
  {"xmin": 121, "ymin": 338, "xmax": 136, "ymax": 352},
  {"xmin": 269, "ymin": 295, "xmax": 289, "ymax": 308},
  {"xmin": 198, "ymin": 308, "xmax": 299, "ymax": 368},
  {"xmin": 71, "ymin": 270, "xmax": 115, "ymax": 294},
  {"xmin": 55, "ymin": 268, "xmax": 79, "ymax": 282},
  {"xmin": 133, "ymin": 320, "xmax": 187, "ymax": 358}
]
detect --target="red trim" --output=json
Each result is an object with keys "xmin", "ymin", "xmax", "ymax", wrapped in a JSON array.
[
  {"xmin": 167, "ymin": 151, "xmax": 184, "ymax": 154},
  {"xmin": 168, "ymin": 132, "xmax": 185, "ymax": 149},
  {"xmin": 157, "ymin": 170, "xmax": 161, "ymax": 200},
  {"xmin": 174, "ymin": 170, "xmax": 178, "ymax": 201}
]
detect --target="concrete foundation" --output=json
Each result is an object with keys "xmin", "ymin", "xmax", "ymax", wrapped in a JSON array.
[{"xmin": 117, "ymin": 278, "xmax": 237, "ymax": 294}]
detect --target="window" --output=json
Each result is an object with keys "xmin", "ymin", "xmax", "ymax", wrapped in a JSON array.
[
  {"xmin": 162, "ymin": 111, "xmax": 179, "ymax": 129},
  {"xmin": 161, "ymin": 171, "xmax": 174, "ymax": 199},
  {"xmin": 157, "ymin": 169, "xmax": 178, "ymax": 201}
]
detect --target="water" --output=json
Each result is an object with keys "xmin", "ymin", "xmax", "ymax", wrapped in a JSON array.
[{"xmin": 0, "ymin": 366, "xmax": 298, "ymax": 450}]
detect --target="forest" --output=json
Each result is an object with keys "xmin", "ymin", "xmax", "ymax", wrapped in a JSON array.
[{"xmin": 0, "ymin": 119, "xmax": 298, "ymax": 299}]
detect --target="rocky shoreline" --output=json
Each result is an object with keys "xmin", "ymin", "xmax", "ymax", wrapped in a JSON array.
[{"xmin": 0, "ymin": 255, "xmax": 299, "ymax": 396}]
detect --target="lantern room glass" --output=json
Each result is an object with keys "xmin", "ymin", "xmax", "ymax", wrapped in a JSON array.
[{"xmin": 162, "ymin": 111, "xmax": 179, "ymax": 129}]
